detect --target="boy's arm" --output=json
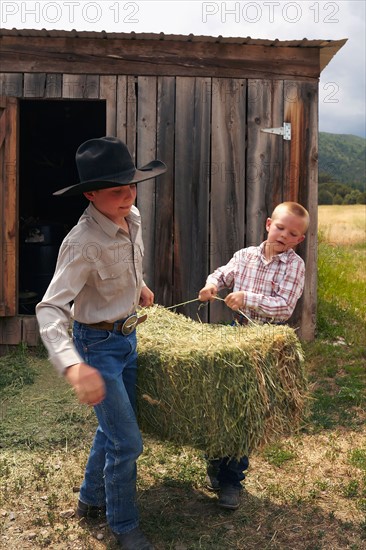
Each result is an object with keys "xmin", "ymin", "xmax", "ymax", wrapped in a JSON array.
[
  {"xmin": 36, "ymin": 240, "xmax": 93, "ymax": 373},
  {"xmin": 199, "ymin": 250, "xmax": 243, "ymax": 300}
]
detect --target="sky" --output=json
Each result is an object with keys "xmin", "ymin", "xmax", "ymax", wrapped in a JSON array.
[{"xmin": 1, "ymin": 0, "xmax": 365, "ymax": 138}]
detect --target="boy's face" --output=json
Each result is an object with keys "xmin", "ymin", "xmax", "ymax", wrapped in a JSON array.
[
  {"xmin": 83, "ymin": 184, "xmax": 137, "ymax": 224},
  {"xmin": 265, "ymin": 209, "xmax": 306, "ymax": 255}
]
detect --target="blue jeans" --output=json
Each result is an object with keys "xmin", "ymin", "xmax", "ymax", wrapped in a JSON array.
[
  {"xmin": 208, "ymin": 456, "xmax": 249, "ymax": 488},
  {"xmin": 73, "ymin": 321, "xmax": 143, "ymax": 535}
]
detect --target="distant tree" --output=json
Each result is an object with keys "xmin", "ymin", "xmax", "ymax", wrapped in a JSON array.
[
  {"xmin": 343, "ymin": 190, "xmax": 363, "ymax": 204},
  {"xmin": 318, "ymin": 189, "xmax": 333, "ymax": 205},
  {"xmin": 333, "ymin": 193, "xmax": 343, "ymax": 205},
  {"xmin": 319, "ymin": 182, "xmax": 351, "ymax": 198},
  {"xmin": 318, "ymin": 171, "xmax": 337, "ymax": 184}
]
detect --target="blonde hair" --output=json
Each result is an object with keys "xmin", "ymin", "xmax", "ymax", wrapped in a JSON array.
[{"xmin": 271, "ymin": 201, "xmax": 310, "ymax": 233}]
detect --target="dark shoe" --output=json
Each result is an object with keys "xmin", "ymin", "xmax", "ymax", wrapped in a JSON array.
[
  {"xmin": 218, "ymin": 485, "xmax": 241, "ymax": 510},
  {"xmin": 206, "ymin": 462, "xmax": 220, "ymax": 491},
  {"xmin": 206, "ymin": 473, "xmax": 220, "ymax": 491},
  {"xmin": 113, "ymin": 527, "xmax": 154, "ymax": 550},
  {"xmin": 76, "ymin": 499, "xmax": 106, "ymax": 520}
]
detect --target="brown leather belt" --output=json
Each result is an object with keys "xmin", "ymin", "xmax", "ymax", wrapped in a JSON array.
[{"xmin": 87, "ymin": 313, "xmax": 147, "ymax": 335}]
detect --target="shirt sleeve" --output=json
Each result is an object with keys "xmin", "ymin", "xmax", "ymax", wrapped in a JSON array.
[
  {"xmin": 244, "ymin": 256, "xmax": 305, "ymax": 320},
  {"xmin": 35, "ymin": 239, "xmax": 91, "ymax": 375},
  {"xmin": 206, "ymin": 251, "xmax": 242, "ymax": 291}
]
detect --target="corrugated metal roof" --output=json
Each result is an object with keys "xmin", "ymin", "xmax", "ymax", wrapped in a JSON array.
[{"xmin": 0, "ymin": 29, "xmax": 347, "ymax": 72}]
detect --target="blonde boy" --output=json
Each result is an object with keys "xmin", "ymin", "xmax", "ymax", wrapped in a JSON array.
[{"xmin": 198, "ymin": 201, "xmax": 309, "ymax": 509}]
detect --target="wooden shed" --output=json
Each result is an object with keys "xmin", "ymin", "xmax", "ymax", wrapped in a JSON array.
[{"xmin": 0, "ymin": 29, "xmax": 346, "ymax": 346}]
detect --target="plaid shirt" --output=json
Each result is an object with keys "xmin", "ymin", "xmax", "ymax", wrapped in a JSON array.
[{"xmin": 206, "ymin": 242, "xmax": 305, "ymax": 323}]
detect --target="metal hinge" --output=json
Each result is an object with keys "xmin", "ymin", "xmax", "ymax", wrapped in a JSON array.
[{"xmin": 261, "ymin": 122, "xmax": 291, "ymax": 140}]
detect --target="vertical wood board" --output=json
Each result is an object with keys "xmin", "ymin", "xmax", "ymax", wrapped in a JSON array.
[
  {"xmin": 126, "ymin": 76, "xmax": 137, "ymax": 159},
  {"xmin": 136, "ymin": 76, "xmax": 157, "ymax": 290},
  {"xmin": 210, "ymin": 78, "xmax": 246, "ymax": 322},
  {"xmin": 63, "ymin": 74, "xmax": 99, "ymax": 99},
  {"xmin": 174, "ymin": 77, "xmax": 211, "ymax": 320},
  {"xmin": 284, "ymin": 81, "xmax": 319, "ymax": 339},
  {"xmin": 100, "ymin": 75, "xmax": 117, "ymax": 135},
  {"xmin": 154, "ymin": 76, "xmax": 175, "ymax": 306},
  {"xmin": 116, "ymin": 75, "xmax": 128, "ymax": 142},
  {"xmin": 246, "ymin": 79, "xmax": 284, "ymax": 248},
  {"xmin": 0, "ymin": 74, "xmax": 23, "ymax": 97},
  {"xmin": 45, "ymin": 74, "xmax": 62, "ymax": 98},
  {"xmin": 23, "ymin": 74, "xmax": 46, "ymax": 97},
  {"xmin": 0, "ymin": 97, "xmax": 18, "ymax": 316}
]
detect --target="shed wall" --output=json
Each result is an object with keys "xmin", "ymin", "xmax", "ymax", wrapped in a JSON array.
[{"xmin": 0, "ymin": 69, "xmax": 318, "ymax": 343}]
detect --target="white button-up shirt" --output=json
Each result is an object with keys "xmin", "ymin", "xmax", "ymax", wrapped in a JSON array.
[{"xmin": 36, "ymin": 203, "xmax": 145, "ymax": 374}]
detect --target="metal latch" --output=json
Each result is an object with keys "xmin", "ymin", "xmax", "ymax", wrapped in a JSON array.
[{"xmin": 261, "ymin": 122, "xmax": 291, "ymax": 140}]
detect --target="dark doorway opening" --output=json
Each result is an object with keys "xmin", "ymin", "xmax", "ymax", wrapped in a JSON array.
[{"xmin": 18, "ymin": 99, "xmax": 106, "ymax": 314}]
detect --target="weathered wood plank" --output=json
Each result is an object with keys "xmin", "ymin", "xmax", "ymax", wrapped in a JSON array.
[
  {"xmin": 100, "ymin": 75, "xmax": 117, "ymax": 135},
  {"xmin": 63, "ymin": 74, "xmax": 99, "ymax": 98},
  {"xmin": 0, "ymin": 37, "xmax": 321, "ymax": 80},
  {"xmin": 174, "ymin": 77, "xmax": 211, "ymax": 319},
  {"xmin": 22, "ymin": 316, "xmax": 40, "ymax": 346},
  {"xmin": 284, "ymin": 81, "xmax": 319, "ymax": 339},
  {"xmin": 154, "ymin": 76, "xmax": 175, "ymax": 307},
  {"xmin": 246, "ymin": 79, "xmax": 284, "ymax": 247},
  {"xmin": 210, "ymin": 78, "xmax": 246, "ymax": 323},
  {"xmin": 116, "ymin": 75, "xmax": 128, "ymax": 142},
  {"xmin": 45, "ymin": 74, "xmax": 62, "ymax": 98},
  {"xmin": 0, "ymin": 317, "xmax": 22, "ymax": 344},
  {"xmin": 126, "ymin": 76, "xmax": 137, "ymax": 159},
  {"xmin": 23, "ymin": 73, "xmax": 46, "ymax": 97},
  {"xmin": 0, "ymin": 73, "xmax": 23, "ymax": 97},
  {"xmin": 135, "ymin": 76, "xmax": 157, "ymax": 291},
  {"xmin": 0, "ymin": 97, "xmax": 18, "ymax": 317},
  {"xmin": 0, "ymin": 105, "xmax": 5, "ymax": 316}
]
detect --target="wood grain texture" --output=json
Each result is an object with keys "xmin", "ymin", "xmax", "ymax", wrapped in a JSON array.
[
  {"xmin": 136, "ymin": 76, "xmax": 157, "ymax": 291},
  {"xmin": 210, "ymin": 78, "xmax": 246, "ymax": 323},
  {"xmin": 174, "ymin": 77, "xmax": 211, "ymax": 320},
  {"xmin": 0, "ymin": 37, "xmax": 321, "ymax": 80},
  {"xmin": 246, "ymin": 80, "xmax": 284, "ymax": 247},
  {"xmin": 0, "ymin": 97, "xmax": 18, "ymax": 317}
]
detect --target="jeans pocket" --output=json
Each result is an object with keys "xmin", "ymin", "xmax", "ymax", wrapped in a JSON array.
[
  {"xmin": 84, "ymin": 330, "xmax": 112, "ymax": 349},
  {"xmin": 74, "ymin": 327, "xmax": 113, "ymax": 359}
]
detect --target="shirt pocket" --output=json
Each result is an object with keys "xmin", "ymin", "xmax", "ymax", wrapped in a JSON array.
[{"xmin": 96, "ymin": 263, "xmax": 130, "ymax": 298}]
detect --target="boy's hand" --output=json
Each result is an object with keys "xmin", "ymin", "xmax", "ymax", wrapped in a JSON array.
[
  {"xmin": 198, "ymin": 284, "xmax": 218, "ymax": 302},
  {"xmin": 64, "ymin": 363, "xmax": 106, "ymax": 406},
  {"xmin": 225, "ymin": 291, "xmax": 245, "ymax": 311},
  {"xmin": 139, "ymin": 285, "xmax": 154, "ymax": 307}
]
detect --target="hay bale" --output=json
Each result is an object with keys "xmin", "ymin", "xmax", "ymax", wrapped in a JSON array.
[{"xmin": 137, "ymin": 305, "xmax": 308, "ymax": 459}]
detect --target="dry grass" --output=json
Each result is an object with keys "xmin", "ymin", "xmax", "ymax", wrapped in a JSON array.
[
  {"xmin": 318, "ymin": 204, "xmax": 366, "ymax": 245},
  {"xmin": 137, "ymin": 306, "xmax": 308, "ymax": 459},
  {"xmin": 1, "ymin": 206, "xmax": 365, "ymax": 549}
]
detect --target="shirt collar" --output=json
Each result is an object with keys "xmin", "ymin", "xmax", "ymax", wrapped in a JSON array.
[
  {"xmin": 86, "ymin": 203, "xmax": 140, "ymax": 238},
  {"xmin": 259, "ymin": 241, "xmax": 292, "ymax": 264}
]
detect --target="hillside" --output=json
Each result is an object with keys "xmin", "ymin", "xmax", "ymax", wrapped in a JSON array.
[{"xmin": 319, "ymin": 132, "xmax": 366, "ymax": 188}]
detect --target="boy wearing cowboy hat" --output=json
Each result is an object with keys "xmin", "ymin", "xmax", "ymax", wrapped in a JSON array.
[{"xmin": 36, "ymin": 136, "xmax": 166, "ymax": 550}]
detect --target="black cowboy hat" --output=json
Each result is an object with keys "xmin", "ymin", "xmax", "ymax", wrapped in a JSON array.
[{"xmin": 54, "ymin": 136, "xmax": 167, "ymax": 197}]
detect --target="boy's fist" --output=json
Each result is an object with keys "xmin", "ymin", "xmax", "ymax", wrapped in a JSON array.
[{"xmin": 198, "ymin": 284, "xmax": 218, "ymax": 302}]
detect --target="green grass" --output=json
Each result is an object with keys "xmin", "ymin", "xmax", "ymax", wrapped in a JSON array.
[
  {"xmin": 0, "ymin": 342, "xmax": 37, "ymax": 394},
  {"xmin": 0, "ymin": 234, "xmax": 365, "ymax": 549},
  {"xmin": 304, "ymin": 239, "xmax": 366, "ymax": 432}
]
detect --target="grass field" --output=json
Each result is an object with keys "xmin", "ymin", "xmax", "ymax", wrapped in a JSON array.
[
  {"xmin": 318, "ymin": 204, "xmax": 365, "ymax": 245},
  {"xmin": 1, "ymin": 206, "xmax": 365, "ymax": 549}
]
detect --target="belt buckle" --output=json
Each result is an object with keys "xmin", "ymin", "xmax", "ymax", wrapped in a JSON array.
[{"xmin": 121, "ymin": 314, "xmax": 138, "ymax": 336}]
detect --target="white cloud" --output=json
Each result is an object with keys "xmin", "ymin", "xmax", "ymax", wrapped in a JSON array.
[{"xmin": 1, "ymin": 0, "xmax": 365, "ymax": 137}]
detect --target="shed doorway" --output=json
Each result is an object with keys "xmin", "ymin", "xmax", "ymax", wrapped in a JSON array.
[{"xmin": 18, "ymin": 99, "xmax": 106, "ymax": 314}]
